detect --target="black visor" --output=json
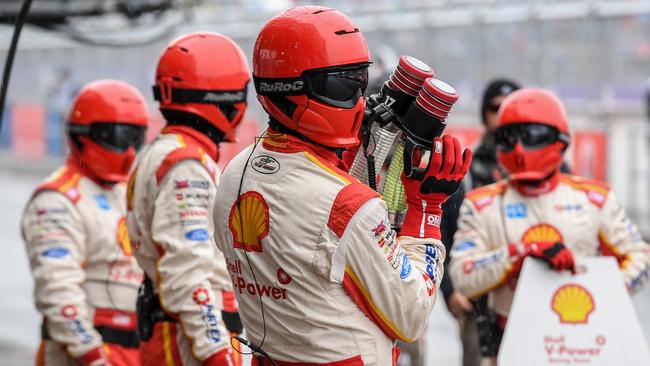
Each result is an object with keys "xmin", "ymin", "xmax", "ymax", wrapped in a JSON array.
[
  {"xmin": 68, "ymin": 122, "xmax": 147, "ymax": 152},
  {"xmin": 254, "ymin": 63, "xmax": 370, "ymax": 109},
  {"xmin": 494, "ymin": 123, "xmax": 567, "ymax": 151},
  {"xmin": 304, "ymin": 65, "xmax": 369, "ymax": 107}
]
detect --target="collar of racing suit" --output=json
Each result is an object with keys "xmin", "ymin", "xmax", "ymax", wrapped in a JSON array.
[
  {"xmin": 161, "ymin": 124, "xmax": 219, "ymax": 161},
  {"xmin": 65, "ymin": 156, "xmax": 117, "ymax": 189},
  {"xmin": 262, "ymin": 128, "xmax": 350, "ymax": 171},
  {"xmin": 510, "ymin": 168, "xmax": 561, "ymax": 197}
]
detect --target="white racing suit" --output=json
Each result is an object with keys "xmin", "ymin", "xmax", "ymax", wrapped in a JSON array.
[
  {"xmin": 450, "ymin": 174, "xmax": 650, "ymax": 321},
  {"xmin": 212, "ymin": 131, "xmax": 446, "ymax": 365},
  {"xmin": 22, "ymin": 159, "xmax": 143, "ymax": 365},
  {"xmin": 126, "ymin": 126, "xmax": 239, "ymax": 365}
]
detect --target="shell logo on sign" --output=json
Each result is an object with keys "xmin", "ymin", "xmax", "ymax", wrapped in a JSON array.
[
  {"xmin": 228, "ymin": 191, "xmax": 270, "ymax": 252},
  {"xmin": 551, "ymin": 284, "xmax": 595, "ymax": 324},
  {"xmin": 521, "ymin": 223, "xmax": 563, "ymax": 245}
]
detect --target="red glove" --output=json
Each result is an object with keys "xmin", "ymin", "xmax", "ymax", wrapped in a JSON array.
[
  {"xmin": 79, "ymin": 346, "xmax": 111, "ymax": 366},
  {"xmin": 400, "ymin": 135, "xmax": 472, "ymax": 239},
  {"xmin": 509, "ymin": 242, "xmax": 576, "ymax": 276},
  {"xmin": 204, "ymin": 348, "xmax": 237, "ymax": 366}
]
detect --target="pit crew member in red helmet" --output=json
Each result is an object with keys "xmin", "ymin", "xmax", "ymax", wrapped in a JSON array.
[
  {"xmin": 22, "ymin": 79, "xmax": 148, "ymax": 365},
  {"xmin": 449, "ymin": 88, "xmax": 650, "ymax": 363},
  {"xmin": 126, "ymin": 32, "xmax": 249, "ymax": 366},
  {"xmin": 212, "ymin": 6, "xmax": 472, "ymax": 365}
]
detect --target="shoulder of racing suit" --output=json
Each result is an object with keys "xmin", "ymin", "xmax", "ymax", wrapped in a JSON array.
[
  {"xmin": 328, "ymin": 180, "xmax": 381, "ymax": 238},
  {"xmin": 464, "ymin": 180, "xmax": 508, "ymax": 211},
  {"xmin": 33, "ymin": 165, "xmax": 84, "ymax": 204},
  {"xmin": 297, "ymin": 148, "xmax": 382, "ymax": 238},
  {"xmin": 559, "ymin": 174, "xmax": 610, "ymax": 208},
  {"xmin": 155, "ymin": 141, "xmax": 218, "ymax": 185}
]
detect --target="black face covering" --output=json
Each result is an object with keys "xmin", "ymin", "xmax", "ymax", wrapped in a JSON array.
[
  {"xmin": 303, "ymin": 65, "xmax": 369, "ymax": 108},
  {"xmin": 68, "ymin": 122, "xmax": 146, "ymax": 152},
  {"xmin": 494, "ymin": 123, "xmax": 568, "ymax": 151}
]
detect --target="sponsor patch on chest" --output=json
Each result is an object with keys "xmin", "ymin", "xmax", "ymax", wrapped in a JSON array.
[
  {"xmin": 251, "ymin": 155, "xmax": 281, "ymax": 174},
  {"xmin": 506, "ymin": 203, "xmax": 527, "ymax": 218},
  {"xmin": 93, "ymin": 194, "xmax": 111, "ymax": 210}
]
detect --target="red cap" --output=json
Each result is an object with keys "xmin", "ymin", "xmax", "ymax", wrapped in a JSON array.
[
  {"xmin": 416, "ymin": 78, "xmax": 459, "ymax": 121},
  {"xmin": 387, "ymin": 55, "xmax": 435, "ymax": 97}
]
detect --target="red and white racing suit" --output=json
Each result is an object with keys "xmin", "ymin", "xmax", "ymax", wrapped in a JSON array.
[
  {"xmin": 127, "ymin": 126, "xmax": 240, "ymax": 366},
  {"xmin": 22, "ymin": 159, "xmax": 143, "ymax": 365},
  {"xmin": 450, "ymin": 174, "xmax": 650, "ymax": 320},
  {"xmin": 212, "ymin": 131, "xmax": 445, "ymax": 365}
]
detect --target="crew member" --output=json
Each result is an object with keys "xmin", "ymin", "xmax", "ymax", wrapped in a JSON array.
[
  {"xmin": 440, "ymin": 79, "xmax": 521, "ymax": 366},
  {"xmin": 22, "ymin": 80, "xmax": 148, "ymax": 365},
  {"xmin": 450, "ymin": 88, "xmax": 650, "ymax": 365},
  {"xmin": 213, "ymin": 6, "xmax": 472, "ymax": 365},
  {"xmin": 126, "ymin": 32, "xmax": 249, "ymax": 365}
]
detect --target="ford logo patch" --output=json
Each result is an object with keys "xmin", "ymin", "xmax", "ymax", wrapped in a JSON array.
[{"xmin": 185, "ymin": 228, "xmax": 209, "ymax": 241}]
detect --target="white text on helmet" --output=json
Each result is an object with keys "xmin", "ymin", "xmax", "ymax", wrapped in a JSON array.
[
  {"xmin": 203, "ymin": 91, "xmax": 245, "ymax": 103},
  {"xmin": 259, "ymin": 81, "xmax": 304, "ymax": 93}
]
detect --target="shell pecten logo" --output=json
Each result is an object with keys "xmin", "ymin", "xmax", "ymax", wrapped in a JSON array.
[
  {"xmin": 116, "ymin": 217, "xmax": 133, "ymax": 256},
  {"xmin": 551, "ymin": 284, "xmax": 595, "ymax": 324},
  {"xmin": 521, "ymin": 223, "xmax": 563, "ymax": 245},
  {"xmin": 228, "ymin": 191, "xmax": 270, "ymax": 252}
]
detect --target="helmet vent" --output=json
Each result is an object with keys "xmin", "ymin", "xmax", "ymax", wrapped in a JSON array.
[
  {"xmin": 178, "ymin": 47, "xmax": 189, "ymax": 53},
  {"xmin": 313, "ymin": 9, "xmax": 333, "ymax": 14},
  {"xmin": 268, "ymin": 95, "xmax": 297, "ymax": 118},
  {"xmin": 335, "ymin": 28, "xmax": 359, "ymax": 35}
]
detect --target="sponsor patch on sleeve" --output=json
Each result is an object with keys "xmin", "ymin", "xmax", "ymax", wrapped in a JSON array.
[
  {"xmin": 42, "ymin": 247, "xmax": 70, "ymax": 258},
  {"xmin": 462, "ymin": 250, "xmax": 504, "ymax": 274},
  {"xmin": 175, "ymin": 180, "xmax": 210, "ymax": 190},
  {"xmin": 61, "ymin": 305, "xmax": 93, "ymax": 344},
  {"xmin": 185, "ymin": 228, "xmax": 209, "ymax": 241},
  {"xmin": 371, "ymin": 216, "xmax": 404, "ymax": 269},
  {"xmin": 400, "ymin": 255, "xmax": 413, "ymax": 279},
  {"xmin": 191, "ymin": 287, "xmax": 222, "ymax": 343},
  {"xmin": 424, "ymin": 244, "xmax": 440, "ymax": 284},
  {"xmin": 453, "ymin": 241, "xmax": 477, "ymax": 252}
]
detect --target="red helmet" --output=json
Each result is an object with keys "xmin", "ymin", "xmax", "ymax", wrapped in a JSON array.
[
  {"xmin": 67, "ymin": 79, "xmax": 148, "ymax": 183},
  {"xmin": 154, "ymin": 32, "xmax": 250, "ymax": 142},
  {"xmin": 495, "ymin": 88, "xmax": 570, "ymax": 181},
  {"xmin": 253, "ymin": 6, "xmax": 371, "ymax": 148}
]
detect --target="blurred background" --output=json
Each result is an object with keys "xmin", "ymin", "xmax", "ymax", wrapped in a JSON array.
[{"xmin": 0, "ymin": 0, "xmax": 648, "ymax": 365}]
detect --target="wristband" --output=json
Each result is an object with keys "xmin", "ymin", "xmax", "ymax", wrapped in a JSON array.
[
  {"xmin": 79, "ymin": 346, "xmax": 109, "ymax": 366},
  {"xmin": 400, "ymin": 197, "xmax": 443, "ymax": 239},
  {"xmin": 204, "ymin": 348, "xmax": 236, "ymax": 366}
]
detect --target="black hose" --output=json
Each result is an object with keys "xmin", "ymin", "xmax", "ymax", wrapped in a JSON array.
[
  {"xmin": 366, "ymin": 154, "xmax": 377, "ymax": 191},
  {"xmin": 0, "ymin": 0, "xmax": 34, "ymax": 132}
]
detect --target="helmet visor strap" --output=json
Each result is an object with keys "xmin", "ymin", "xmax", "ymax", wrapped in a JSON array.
[
  {"xmin": 254, "ymin": 63, "xmax": 370, "ymax": 109},
  {"xmin": 152, "ymin": 86, "xmax": 248, "ymax": 105},
  {"xmin": 494, "ymin": 123, "xmax": 562, "ymax": 151}
]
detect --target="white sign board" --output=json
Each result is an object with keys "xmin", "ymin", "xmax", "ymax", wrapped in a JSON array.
[{"xmin": 499, "ymin": 257, "xmax": 650, "ymax": 366}]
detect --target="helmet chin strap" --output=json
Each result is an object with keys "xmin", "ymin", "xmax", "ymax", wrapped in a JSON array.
[{"xmin": 511, "ymin": 169, "xmax": 561, "ymax": 196}]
